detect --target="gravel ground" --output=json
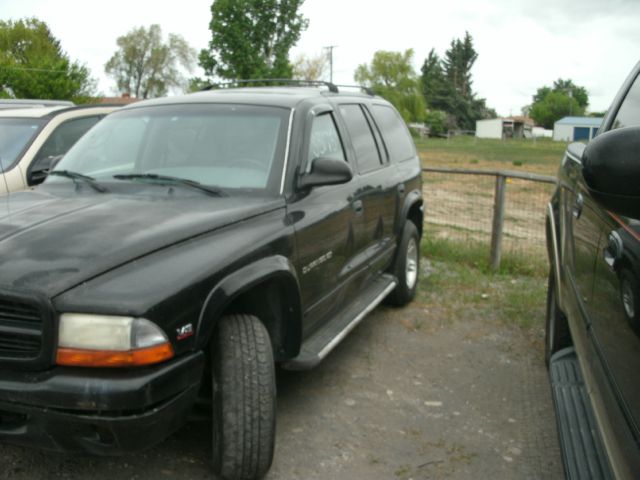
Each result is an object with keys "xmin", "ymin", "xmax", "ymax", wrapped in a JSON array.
[{"xmin": 0, "ymin": 280, "xmax": 563, "ymax": 479}]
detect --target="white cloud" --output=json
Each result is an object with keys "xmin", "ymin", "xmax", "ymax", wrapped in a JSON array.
[{"xmin": 2, "ymin": 0, "xmax": 638, "ymax": 115}]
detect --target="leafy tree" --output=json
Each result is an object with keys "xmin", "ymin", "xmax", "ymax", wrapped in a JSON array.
[
  {"xmin": 533, "ymin": 79, "xmax": 588, "ymax": 109},
  {"xmin": 199, "ymin": 0, "xmax": 308, "ymax": 80},
  {"xmin": 354, "ymin": 49, "xmax": 426, "ymax": 123},
  {"xmin": 424, "ymin": 109, "xmax": 448, "ymax": 136},
  {"xmin": 530, "ymin": 91, "xmax": 584, "ymax": 129},
  {"xmin": 292, "ymin": 53, "xmax": 328, "ymax": 81},
  {"xmin": 529, "ymin": 79, "xmax": 589, "ymax": 128},
  {"xmin": 420, "ymin": 32, "xmax": 494, "ymax": 131},
  {"xmin": 105, "ymin": 24, "xmax": 196, "ymax": 99},
  {"xmin": 0, "ymin": 18, "xmax": 95, "ymax": 102}
]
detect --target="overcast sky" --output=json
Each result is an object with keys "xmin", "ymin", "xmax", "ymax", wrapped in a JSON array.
[{"xmin": 2, "ymin": 0, "xmax": 639, "ymax": 116}]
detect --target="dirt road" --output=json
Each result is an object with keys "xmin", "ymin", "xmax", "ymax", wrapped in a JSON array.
[{"xmin": 0, "ymin": 262, "xmax": 562, "ymax": 480}]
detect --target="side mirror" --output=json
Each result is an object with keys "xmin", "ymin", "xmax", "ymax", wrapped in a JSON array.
[
  {"xmin": 28, "ymin": 154, "xmax": 63, "ymax": 186},
  {"xmin": 298, "ymin": 157, "xmax": 353, "ymax": 189},
  {"xmin": 582, "ymin": 126, "xmax": 640, "ymax": 218}
]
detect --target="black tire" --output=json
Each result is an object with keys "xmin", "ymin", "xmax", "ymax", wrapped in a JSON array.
[
  {"xmin": 545, "ymin": 270, "xmax": 571, "ymax": 368},
  {"xmin": 211, "ymin": 314, "xmax": 276, "ymax": 480},
  {"xmin": 387, "ymin": 221, "xmax": 420, "ymax": 307}
]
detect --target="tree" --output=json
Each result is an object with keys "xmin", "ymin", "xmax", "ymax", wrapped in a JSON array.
[
  {"xmin": 354, "ymin": 49, "xmax": 426, "ymax": 123},
  {"xmin": 530, "ymin": 91, "xmax": 584, "ymax": 129},
  {"xmin": 424, "ymin": 109, "xmax": 448, "ymax": 136},
  {"xmin": 442, "ymin": 32, "xmax": 478, "ymax": 99},
  {"xmin": 105, "ymin": 25, "xmax": 196, "ymax": 99},
  {"xmin": 420, "ymin": 32, "xmax": 494, "ymax": 131},
  {"xmin": 529, "ymin": 79, "xmax": 589, "ymax": 128},
  {"xmin": 533, "ymin": 79, "xmax": 588, "ymax": 108},
  {"xmin": 0, "ymin": 18, "xmax": 95, "ymax": 102},
  {"xmin": 420, "ymin": 49, "xmax": 451, "ymax": 112},
  {"xmin": 199, "ymin": 0, "xmax": 308, "ymax": 80},
  {"xmin": 292, "ymin": 53, "xmax": 328, "ymax": 81}
]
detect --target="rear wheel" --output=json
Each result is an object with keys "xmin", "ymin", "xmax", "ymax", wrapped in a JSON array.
[
  {"xmin": 545, "ymin": 270, "xmax": 571, "ymax": 368},
  {"xmin": 387, "ymin": 221, "xmax": 420, "ymax": 306},
  {"xmin": 211, "ymin": 314, "xmax": 276, "ymax": 480}
]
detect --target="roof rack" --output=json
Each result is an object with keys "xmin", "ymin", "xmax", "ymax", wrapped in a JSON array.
[
  {"xmin": 0, "ymin": 99, "xmax": 75, "ymax": 110},
  {"xmin": 201, "ymin": 79, "xmax": 339, "ymax": 93},
  {"xmin": 200, "ymin": 79, "xmax": 375, "ymax": 96},
  {"xmin": 332, "ymin": 84, "xmax": 375, "ymax": 96}
]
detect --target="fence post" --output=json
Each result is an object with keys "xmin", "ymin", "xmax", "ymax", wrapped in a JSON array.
[{"xmin": 490, "ymin": 175, "xmax": 507, "ymax": 271}]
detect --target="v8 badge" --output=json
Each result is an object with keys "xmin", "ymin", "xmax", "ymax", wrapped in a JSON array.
[{"xmin": 176, "ymin": 323, "xmax": 194, "ymax": 340}]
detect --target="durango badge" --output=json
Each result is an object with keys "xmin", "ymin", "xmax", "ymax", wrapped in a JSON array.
[{"xmin": 302, "ymin": 251, "xmax": 333, "ymax": 275}]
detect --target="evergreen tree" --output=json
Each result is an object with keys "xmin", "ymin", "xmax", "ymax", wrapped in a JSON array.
[{"xmin": 420, "ymin": 32, "xmax": 495, "ymax": 131}]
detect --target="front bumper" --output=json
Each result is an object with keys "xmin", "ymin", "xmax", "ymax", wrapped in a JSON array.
[{"xmin": 0, "ymin": 351, "xmax": 204, "ymax": 454}]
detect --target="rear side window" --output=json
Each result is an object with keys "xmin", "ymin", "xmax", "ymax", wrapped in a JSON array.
[
  {"xmin": 372, "ymin": 105, "xmax": 416, "ymax": 161},
  {"xmin": 307, "ymin": 113, "xmax": 345, "ymax": 169},
  {"xmin": 339, "ymin": 104, "xmax": 382, "ymax": 174},
  {"xmin": 612, "ymin": 73, "xmax": 640, "ymax": 130}
]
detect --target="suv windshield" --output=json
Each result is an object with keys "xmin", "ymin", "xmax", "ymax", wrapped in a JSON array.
[
  {"xmin": 50, "ymin": 103, "xmax": 291, "ymax": 194},
  {"xmin": 0, "ymin": 117, "xmax": 46, "ymax": 170}
]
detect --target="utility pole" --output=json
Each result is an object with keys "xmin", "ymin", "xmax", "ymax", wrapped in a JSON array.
[
  {"xmin": 568, "ymin": 90, "xmax": 573, "ymax": 116},
  {"xmin": 323, "ymin": 45, "xmax": 338, "ymax": 83}
]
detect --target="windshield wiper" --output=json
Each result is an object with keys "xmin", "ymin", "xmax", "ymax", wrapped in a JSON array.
[
  {"xmin": 112, "ymin": 173, "xmax": 225, "ymax": 197},
  {"xmin": 48, "ymin": 170, "xmax": 107, "ymax": 193}
]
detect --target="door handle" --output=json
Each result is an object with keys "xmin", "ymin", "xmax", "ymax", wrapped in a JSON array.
[
  {"xmin": 352, "ymin": 200, "xmax": 363, "ymax": 215},
  {"xmin": 603, "ymin": 231, "xmax": 623, "ymax": 269},
  {"xmin": 572, "ymin": 193, "xmax": 584, "ymax": 219}
]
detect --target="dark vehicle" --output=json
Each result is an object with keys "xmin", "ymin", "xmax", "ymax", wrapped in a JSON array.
[
  {"xmin": 546, "ymin": 61, "xmax": 640, "ymax": 479},
  {"xmin": 0, "ymin": 83, "xmax": 423, "ymax": 480}
]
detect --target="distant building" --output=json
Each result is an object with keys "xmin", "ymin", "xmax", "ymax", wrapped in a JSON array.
[
  {"xmin": 96, "ymin": 93, "xmax": 139, "ymax": 106},
  {"xmin": 532, "ymin": 126, "xmax": 553, "ymax": 138},
  {"xmin": 553, "ymin": 116, "xmax": 603, "ymax": 142},
  {"xmin": 475, "ymin": 117, "xmax": 534, "ymax": 139}
]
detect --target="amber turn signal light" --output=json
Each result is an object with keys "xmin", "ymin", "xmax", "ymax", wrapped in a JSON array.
[{"xmin": 56, "ymin": 343, "xmax": 174, "ymax": 368}]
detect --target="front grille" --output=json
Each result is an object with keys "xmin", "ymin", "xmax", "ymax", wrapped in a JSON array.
[{"xmin": 0, "ymin": 295, "xmax": 48, "ymax": 365}]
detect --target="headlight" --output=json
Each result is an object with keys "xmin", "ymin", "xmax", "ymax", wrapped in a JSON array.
[{"xmin": 56, "ymin": 314, "xmax": 174, "ymax": 367}]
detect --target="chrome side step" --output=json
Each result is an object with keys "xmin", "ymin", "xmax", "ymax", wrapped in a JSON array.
[{"xmin": 282, "ymin": 274, "xmax": 396, "ymax": 370}]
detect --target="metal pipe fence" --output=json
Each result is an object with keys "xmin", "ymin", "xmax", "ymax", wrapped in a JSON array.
[{"xmin": 422, "ymin": 167, "xmax": 557, "ymax": 270}]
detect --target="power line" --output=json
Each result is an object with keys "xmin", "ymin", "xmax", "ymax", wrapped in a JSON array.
[{"xmin": 0, "ymin": 66, "xmax": 69, "ymax": 73}]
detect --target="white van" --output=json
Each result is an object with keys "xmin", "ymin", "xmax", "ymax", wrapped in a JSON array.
[{"xmin": 0, "ymin": 105, "xmax": 120, "ymax": 194}]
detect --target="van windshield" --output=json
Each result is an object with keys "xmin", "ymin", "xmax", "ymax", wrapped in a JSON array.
[{"xmin": 0, "ymin": 118, "xmax": 45, "ymax": 170}]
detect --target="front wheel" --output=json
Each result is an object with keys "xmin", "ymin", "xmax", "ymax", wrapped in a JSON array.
[
  {"xmin": 211, "ymin": 314, "xmax": 276, "ymax": 480},
  {"xmin": 387, "ymin": 221, "xmax": 420, "ymax": 306}
]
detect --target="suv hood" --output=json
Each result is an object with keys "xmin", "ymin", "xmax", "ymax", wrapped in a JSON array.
[{"xmin": 0, "ymin": 190, "xmax": 284, "ymax": 297}]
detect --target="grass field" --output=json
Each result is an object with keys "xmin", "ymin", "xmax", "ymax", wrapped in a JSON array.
[
  {"xmin": 415, "ymin": 136, "xmax": 568, "ymax": 176},
  {"xmin": 415, "ymin": 135, "xmax": 560, "ymax": 322}
]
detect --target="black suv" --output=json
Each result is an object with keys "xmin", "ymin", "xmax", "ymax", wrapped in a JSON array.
[
  {"xmin": 0, "ymin": 83, "xmax": 423, "ymax": 480},
  {"xmin": 546, "ymin": 61, "xmax": 640, "ymax": 478}
]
